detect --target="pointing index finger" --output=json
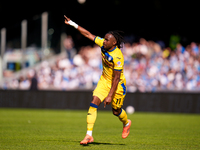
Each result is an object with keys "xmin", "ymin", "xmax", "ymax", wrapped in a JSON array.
[
  {"xmin": 104, "ymin": 101, "xmax": 106, "ymax": 108},
  {"xmin": 64, "ymin": 15, "xmax": 70, "ymax": 21}
]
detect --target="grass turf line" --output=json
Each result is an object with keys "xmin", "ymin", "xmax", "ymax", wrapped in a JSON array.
[{"xmin": 0, "ymin": 108, "xmax": 200, "ymax": 150}]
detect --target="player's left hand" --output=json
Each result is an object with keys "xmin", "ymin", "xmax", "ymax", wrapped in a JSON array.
[{"xmin": 104, "ymin": 96, "xmax": 112, "ymax": 108}]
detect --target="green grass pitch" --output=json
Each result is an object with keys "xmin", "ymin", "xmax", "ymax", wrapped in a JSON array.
[{"xmin": 0, "ymin": 108, "xmax": 200, "ymax": 150}]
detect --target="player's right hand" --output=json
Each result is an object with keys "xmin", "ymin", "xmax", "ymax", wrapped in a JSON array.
[
  {"xmin": 64, "ymin": 15, "xmax": 70, "ymax": 25},
  {"xmin": 104, "ymin": 96, "xmax": 112, "ymax": 108}
]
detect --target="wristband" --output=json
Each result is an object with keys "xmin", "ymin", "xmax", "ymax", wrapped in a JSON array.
[{"xmin": 68, "ymin": 20, "xmax": 78, "ymax": 29}]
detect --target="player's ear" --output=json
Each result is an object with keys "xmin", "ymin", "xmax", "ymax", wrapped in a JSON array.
[{"xmin": 113, "ymin": 40, "xmax": 117, "ymax": 46}]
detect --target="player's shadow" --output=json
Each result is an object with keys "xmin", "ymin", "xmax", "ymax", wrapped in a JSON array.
[
  {"xmin": 80, "ymin": 141, "xmax": 125, "ymax": 146},
  {"xmin": 91, "ymin": 142, "xmax": 125, "ymax": 145}
]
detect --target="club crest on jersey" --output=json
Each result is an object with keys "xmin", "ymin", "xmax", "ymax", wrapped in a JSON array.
[
  {"xmin": 104, "ymin": 52, "xmax": 113, "ymax": 62},
  {"xmin": 102, "ymin": 53, "xmax": 113, "ymax": 67},
  {"xmin": 101, "ymin": 46, "xmax": 113, "ymax": 67}
]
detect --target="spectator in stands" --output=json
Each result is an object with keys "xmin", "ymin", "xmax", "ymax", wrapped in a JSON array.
[
  {"xmin": 19, "ymin": 76, "xmax": 30, "ymax": 90},
  {"xmin": 28, "ymin": 70, "xmax": 38, "ymax": 91},
  {"xmin": 191, "ymin": 42, "xmax": 199, "ymax": 55},
  {"xmin": 63, "ymin": 36, "xmax": 77, "ymax": 60}
]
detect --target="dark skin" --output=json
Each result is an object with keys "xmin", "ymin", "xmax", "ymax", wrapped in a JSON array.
[{"xmin": 64, "ymin": 16, "xmax": 122, "ymax": 115}]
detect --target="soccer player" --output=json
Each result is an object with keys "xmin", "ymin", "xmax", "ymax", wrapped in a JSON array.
[{"xmin": 64, "ymin": 15, "xmax": 131, "ymax": 145}]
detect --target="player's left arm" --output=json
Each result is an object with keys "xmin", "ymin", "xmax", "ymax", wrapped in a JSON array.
[{"xmin": 104, "ymin": 70, "xmax": 121, "ymax": 108}]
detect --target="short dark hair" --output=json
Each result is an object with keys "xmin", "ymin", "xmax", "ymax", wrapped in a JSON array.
[{"xmin": 108, "ymin": 30, "xmax": 125, "ymax": 48}]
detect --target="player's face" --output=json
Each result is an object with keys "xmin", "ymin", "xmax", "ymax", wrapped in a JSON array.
[{"xmin": 103, "ymin": 34, "xmax": 117, "ymax": 51}]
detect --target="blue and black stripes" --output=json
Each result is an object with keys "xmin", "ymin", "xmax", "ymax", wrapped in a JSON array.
[
  {"xmin": 121, "ymin": 83, "xmax": 126, "ymax": 95},
  {"xmin": 90, "ymin": 103, "xmax": 98, "ymax": 108}
]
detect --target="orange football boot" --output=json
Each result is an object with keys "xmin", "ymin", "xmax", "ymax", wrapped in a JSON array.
[
  {"xmin": 122, "ymin": 119, "xmax": 131, "ymax": 139},
  {"xmin": 80, "ymin": 134, "xmax": 94, "ymax": 145}
]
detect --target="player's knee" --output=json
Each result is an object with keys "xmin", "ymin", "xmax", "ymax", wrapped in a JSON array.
[
  {"xmin": 113, "ymin": 111, "xmax": 119, "ymax": 116},
  {"xmin": 112, "ymin": 108, "xmax": 121, "ymax": 116},
  {"xmin": 91, "ymin": 96, "xmax": 101, "ymax": 106}
]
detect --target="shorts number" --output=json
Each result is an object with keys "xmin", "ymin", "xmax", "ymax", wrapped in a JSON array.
[{"xmin": 115, "ymin": 98, "xmax": 121, "ymax": 105}]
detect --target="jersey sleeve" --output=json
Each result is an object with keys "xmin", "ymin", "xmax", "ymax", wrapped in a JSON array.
[
  {"xmin": 94, "ymin": 36, "xmax": 104, "ymax": 47},
  {"xmin": 113, "ymin": 55, "xmax": 124, "ymax": 71}
]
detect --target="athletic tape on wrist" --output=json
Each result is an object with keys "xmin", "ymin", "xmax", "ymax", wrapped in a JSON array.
[{"xmin": 68, "ymin": 20, "xmax": 78, "ymax": 29}]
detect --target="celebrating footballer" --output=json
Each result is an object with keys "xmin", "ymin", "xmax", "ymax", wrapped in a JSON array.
[{"xmin": 64, "ymin": 15, "xmax": 131, "ymax": 145}]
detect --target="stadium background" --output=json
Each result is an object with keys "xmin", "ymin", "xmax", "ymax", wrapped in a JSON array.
[
  {"xmin": 1, "ymin": 0, "xmax": 199, "ymax": 48},
  {"xmin": 0, "ymin": 0, "xmax": 200, "ymax": 113},
  {"xmin": 0, "ymin": 0, "xmax": 199, "ymax": 44}
]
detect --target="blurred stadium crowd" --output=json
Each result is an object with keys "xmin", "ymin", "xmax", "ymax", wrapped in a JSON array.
[{"xmin": 2, "ymin": 36, "xmax": 200, "ymax": 92}]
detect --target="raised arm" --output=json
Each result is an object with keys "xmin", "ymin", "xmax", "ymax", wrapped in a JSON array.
[{"xmin": 64, "ymin": 15, "xmax": 95, "ymax": 41}]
